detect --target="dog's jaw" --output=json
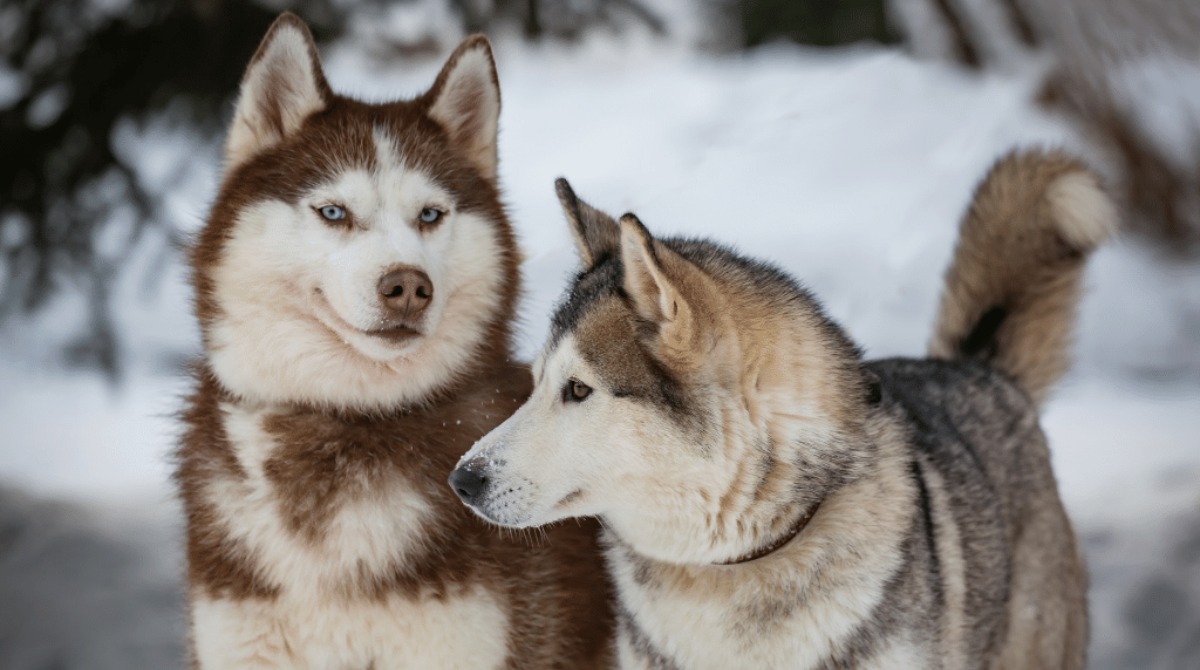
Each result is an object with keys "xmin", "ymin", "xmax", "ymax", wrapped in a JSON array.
[
  {"xmin": 307, "ymin": 285, "xmax": 432, "ymax": 361},
  {"xmin": 207, "ymin": 280, "xmax": 499, "ymax": 414}
]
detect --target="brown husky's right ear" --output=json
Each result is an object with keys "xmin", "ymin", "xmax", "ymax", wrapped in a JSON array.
[
  {"xmin": 556, "ymin": 178, "xmax": 620, "ymax": 270},
  {"xmin": 426, "ymin": 35, "xmax": 501, "ymax": 181},
  {"xmin": 224, "ymin": 13, "xmax": 332, "ymax": 170}
]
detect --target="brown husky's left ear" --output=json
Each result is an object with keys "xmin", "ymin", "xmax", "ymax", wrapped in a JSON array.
[
  {"xmin": 225, "ymin": 13, "xmax": 332, "ymax": 170},
  {"xmin": 426, "ymin": 35, "xmax": 501, "ymax": 180},
  {"xmin": 619, "ymin": 214, "xmax": 697, "ymax": 351},
  {"xmin": 556, "ymin": 178, "xmax": 619, "ymax": 270}
]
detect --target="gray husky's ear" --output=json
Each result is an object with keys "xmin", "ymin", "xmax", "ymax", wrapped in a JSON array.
[
  {"xmin": 556, "ymin": 178, "xmax": 619, "ymax": 270},
  {"xmin": 427, "ymin": 35, "xmax": 501, "ymax": 180},
  {"xmin": 619, "ymin": 214, "xmax": 696, "ymax": 351},
  {"xmin": 225, "ymin": 13, "xmax": 332, "ymax": 170}
]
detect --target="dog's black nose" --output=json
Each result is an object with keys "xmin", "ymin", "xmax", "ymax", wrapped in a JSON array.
[{"xmin": 449, "ymin": 466, "xmax": 487, "ymax": 504}]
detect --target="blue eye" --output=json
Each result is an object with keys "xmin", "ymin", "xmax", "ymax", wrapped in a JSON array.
[
  {"xmin": 318, "ymin": 205, "xmax": 346, "ymax": 222},
  {"xmin": 419, "ymin": 208, "xmax": 443, "ymax": 225}
]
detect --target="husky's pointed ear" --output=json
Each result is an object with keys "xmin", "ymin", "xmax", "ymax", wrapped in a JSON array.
[
  {"xmin": 556, "ymin": 178, "xmax": 619, "ymax": 269},
  {"xmin": 619, "ymin": 215, "xmax": 696, "ymax": 349},
  {"xmin": 426, "ymin": 35, "xmax": 501, "ymax": 180},
  {"xmin": 225, "ymin": 13, "xmax": 331, "ymax": 170}
]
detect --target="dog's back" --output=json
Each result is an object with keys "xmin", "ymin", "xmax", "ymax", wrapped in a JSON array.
[
  {"xmin": 869, "ymin": 356, "xmax": 1087, "ymax": 668},
  {"xmin": 898, "ymin": 148, "xmax": 1115, "ymax": 667},
  {"xmin": 816, "ymin": 150, "xmax": 1107, "ymax": 666}
]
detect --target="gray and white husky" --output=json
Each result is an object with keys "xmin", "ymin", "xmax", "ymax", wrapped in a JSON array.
[{"xmin": 451, "ymin": 150, "xmax": 1114, "ymax": 669}]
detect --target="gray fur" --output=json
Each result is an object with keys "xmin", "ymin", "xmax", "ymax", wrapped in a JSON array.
[
  {"xmin": 866, "ymin": 358, "xmax": 1082, "ymax": 663},
  {"xmin": 457, "ymin": 159, "xmax": 1095, "ymax": 668}
]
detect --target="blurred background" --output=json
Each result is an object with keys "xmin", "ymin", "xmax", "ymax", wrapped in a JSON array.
[{"xmin": 1, "ymin": 0, "xmax": 1198, "ymax": 667}]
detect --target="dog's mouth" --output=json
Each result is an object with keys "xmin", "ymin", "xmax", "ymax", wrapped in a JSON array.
[
  {"xmin": 310, "ymin": 289, "xmax": 426, "ymax": 352},
  {"xmin": 364, "ymin": 324, "xmax": 422, "ymax": 343}
]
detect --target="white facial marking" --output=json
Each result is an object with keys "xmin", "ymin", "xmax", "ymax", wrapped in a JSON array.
[
  {"xmin": 207, "ymin": 128, "xmax": 505, "ymax": 410},
  {"xmin": 454, "ymin": 320, "xmax": 853, "ymax": 566},
  {"xmin": 457, "ymin": 336, "xmax": 607, "ymax": 526}
]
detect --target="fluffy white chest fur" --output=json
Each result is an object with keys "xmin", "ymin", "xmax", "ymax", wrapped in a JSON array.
[
  {"xmin": 606, "ymin": 466, "xmax": 928, "ymax": 670},
  {"xmin": 188, "ymin": 403, "xmax": 511, "ymax": 669},
  {"xmin": 191, "ymin": 588, "xmax": 509, "ymax": 669},
  {"xmin": 213, "ymin": 403, "xmax": 435, "ymax": 589}
]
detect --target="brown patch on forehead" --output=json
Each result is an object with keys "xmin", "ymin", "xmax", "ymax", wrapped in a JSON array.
[
  {"xmin": 376, "ymin": 105, "xmax": 502, "ymax": 216},
  {"xmin": 573, "ymin": 297, "xmax": 662, "ymax": 399},
  {"xmin": 217, "ymin": 99, "xmax": 375, "ymax": 209},
  {"xmin": 569, "ymin": 294, "xmax": 702, "ymax": 434},
  {"xmin": 220, "ymin": 95, "xmax": 499, "ymax": 212}
]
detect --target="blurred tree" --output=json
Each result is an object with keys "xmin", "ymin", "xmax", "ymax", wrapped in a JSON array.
[
  {"xmin": 888, "ymin": 0, "xmax": 1200, "ymax": 251},
  {"xmin": 0, "ymin": 0, "xmax": 348, "ymax": 374},
  {"xmin": 451, "ymin": 0, "xmax": 665, "ymax": 41},
  {"xmin": 0, "ymin": 0, "xmax": 901, "ymax": 376},
  {"xmin": 723, "ymin": 0, "xmax": 899, "ymax": 49},
  {"xmin": 0, "ymin": 0, "xmax": 677, "ymax": 375}
]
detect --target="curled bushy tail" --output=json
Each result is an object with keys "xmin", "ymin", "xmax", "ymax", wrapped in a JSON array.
[{"xmin": 929, "ymin": 149, "xmax": 1119, "ymax": 406}]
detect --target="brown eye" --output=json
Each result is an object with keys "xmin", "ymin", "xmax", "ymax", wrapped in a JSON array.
[{"xmin": 564, "ymin": 379, "xmax": 592, "ymax": 403}]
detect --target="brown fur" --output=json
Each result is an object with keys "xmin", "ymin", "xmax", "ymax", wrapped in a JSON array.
[
  {"xmin": 193, "ymin": 53, "xmax": 519, "ymax": 367},
  {"xmin": 929, "ymin": 149, "xmax": 1117, "ymax": 405},
  {"xmin": 178, "ymin": 364, "xmax": 615, "ymax": 666},
  {"xmin": 177, "ymin": 13, "xmax": 613, "ymax": 668}
]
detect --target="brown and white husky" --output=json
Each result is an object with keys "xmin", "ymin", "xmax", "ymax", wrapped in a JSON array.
[
  {"xmin": 176, "ymin": 13, "xmax": 613, "ymax": 669},
  {"xmin": 452, "ymin": 151, "xmax": 1113, "ymax": 668}
]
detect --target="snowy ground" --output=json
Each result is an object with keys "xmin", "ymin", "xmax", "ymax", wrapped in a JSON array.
[{"xmin": 1, "ymin": 35, "xmax": 1198, "ymax": 668}]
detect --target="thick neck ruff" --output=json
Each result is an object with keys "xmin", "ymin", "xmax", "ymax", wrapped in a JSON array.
[{"xmin": 717, "ymin": 501, "xmax": 822, "ymax": 566}]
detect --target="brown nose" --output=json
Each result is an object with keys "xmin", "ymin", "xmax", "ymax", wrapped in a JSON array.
[{"xmin": 377, "ymin": 266, "xmax": 433, "ymax": 320}]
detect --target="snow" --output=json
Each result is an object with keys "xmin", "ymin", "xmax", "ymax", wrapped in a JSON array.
[{"xmin": 1, "ymin": 32, "xmax": 1198, "ymax": 668}]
